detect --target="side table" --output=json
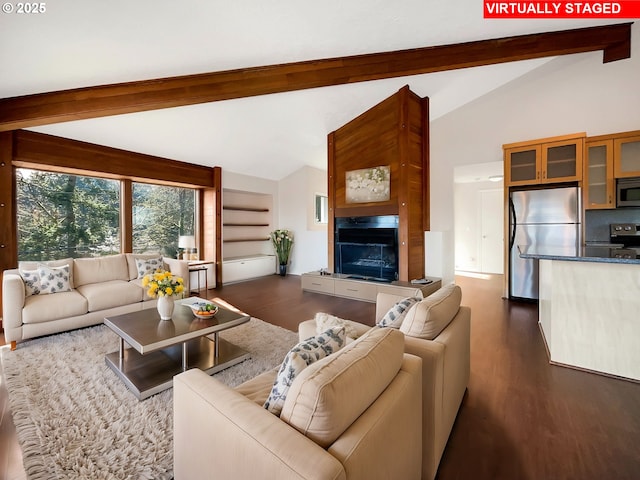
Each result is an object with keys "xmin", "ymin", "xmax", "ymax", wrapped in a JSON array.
[{"xmin": 189, "ymin": 265, "xmax": 208, "ymax": 296}]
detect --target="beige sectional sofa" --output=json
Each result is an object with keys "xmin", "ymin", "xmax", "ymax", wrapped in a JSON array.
[
  {"xmin": 2, "ymin": 253, "xmax": 190, "ymax": 349},
  {"xmin": 298, "ymin": 285, "xmax": 471, "ymax": 480},
  {"xmin": 174, "ymin": 327, "xmax": 423, "ymax": 480}
]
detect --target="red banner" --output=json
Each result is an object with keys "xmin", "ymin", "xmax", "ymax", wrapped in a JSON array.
[{"xmin": 484, "ymin": 1, "xmax": 640, "ymax": 18}]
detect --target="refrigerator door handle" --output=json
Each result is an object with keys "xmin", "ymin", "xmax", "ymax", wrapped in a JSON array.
[{"xmin": 509, "ymin": 197, "xmax": 516, "ymax": 250}]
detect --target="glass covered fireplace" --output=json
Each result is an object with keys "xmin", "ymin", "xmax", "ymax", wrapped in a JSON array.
[{"xmin": 334, "ymin": 215, "xmax": 399, "ymax": 282}]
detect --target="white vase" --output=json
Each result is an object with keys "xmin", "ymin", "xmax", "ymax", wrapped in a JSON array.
[{"xmin": 157, "ymin": 295, "xmax": 175, "ymax": 320}]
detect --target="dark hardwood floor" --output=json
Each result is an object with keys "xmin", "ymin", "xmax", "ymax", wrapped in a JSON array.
[{"xmin": 1, "ymin": 273, "xmax": 639, "ymax": 479}]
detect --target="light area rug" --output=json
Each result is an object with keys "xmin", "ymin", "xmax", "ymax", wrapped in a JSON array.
[{"xmin": 1, "ymin": 318, "xmax": 299, "ymax": 480}]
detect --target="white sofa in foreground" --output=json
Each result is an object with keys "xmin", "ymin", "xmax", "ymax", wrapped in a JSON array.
[
  {"xmin": 299, "ymin": 285, "xmax": 471, "ymax": 480},
  {"xmin": 2, "ymin": 253, "xmax": 190, "ymax": 350},
  {"xmin": 174, "ymin": 327, "xmax": 423, "ymax": 480}
]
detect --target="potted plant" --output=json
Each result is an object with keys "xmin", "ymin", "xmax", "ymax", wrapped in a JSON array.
[{"xmin": 270, "ymin": 229, "xmax": 294, "ymax": 276}]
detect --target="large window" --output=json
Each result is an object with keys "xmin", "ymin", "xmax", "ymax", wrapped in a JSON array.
[
  {"xmin": 17, "ymin": 169, "xmax": 120, "ymax": 260},
  {"xmin": 16, "ymin": 169, "xmax": 199, "ymax": 261},
  {"xmin": 132, "ymin": 183, "xmax": 196, "ymax": 258}
]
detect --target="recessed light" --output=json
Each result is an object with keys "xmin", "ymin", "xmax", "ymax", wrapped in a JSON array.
[{"xmin": 489, "ymin": 175, "xmax": 503, "ymax": 182}]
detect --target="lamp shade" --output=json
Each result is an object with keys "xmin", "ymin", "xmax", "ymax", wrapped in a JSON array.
[{"xmin": 178, "ymin": 235, "xmax": 196, "ymax": 249}]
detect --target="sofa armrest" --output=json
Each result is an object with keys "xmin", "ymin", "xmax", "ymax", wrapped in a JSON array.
[
  {"xmin": 406, "ymin": 305, "xmax": 470, "ymax": 480},
  {"xmin": 328, "ymin": 353, "xmax": 423, "ymax": 480},
  {"xmin": 174, "ymin": 369, "xmax": 346, "ymax": 480},
  {"xmin": 162, "ymin": 258, "xmax": 190, "ymax": 296},
  {"xmin": 2, "ymin": 270, "xmax": 25, "ymax": 332},
  {"xmin": 433, "ymin": 306, "xmax": 471, "ymax": 440},
  {"xmin": 298, "ymin": 318, "xmax": 317, "ymax": 340},
  {"xmin": 403, "ymin": 334, "xmax": 444, "ymax": 480}
]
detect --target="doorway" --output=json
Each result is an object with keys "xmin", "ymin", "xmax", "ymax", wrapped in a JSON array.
[
  {"xmin": 453, "ymin": 162, "xmax": 504, "ymax": 275},
  {"xmin": 479, "ymin": 189, "xmax": 503, "ymax": 274}
]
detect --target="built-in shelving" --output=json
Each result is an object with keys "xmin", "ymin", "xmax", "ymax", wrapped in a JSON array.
[
  {"xmin": 223, "ymin": 223, "xmax": 270, "ymax": 227},
  {"xmin": 223, "ymin": 238, "xmax": 270, "ymax": 243},
  {"xmin": 222, "ymin": 189, "xmax": 275, "ymax": 283},
  {"xmin": 223, "ymin": 206, "xmax": 269, "ymax": 212}
]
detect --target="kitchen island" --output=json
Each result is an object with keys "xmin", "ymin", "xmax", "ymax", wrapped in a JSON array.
[{"xmin": 519, "ymin": 245, "xmax": 640, "ymax": 382}]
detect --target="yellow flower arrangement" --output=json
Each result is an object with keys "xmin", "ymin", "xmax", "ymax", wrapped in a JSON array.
[{"xmin": 142, "ymin": 270, "xmax": 185, "ymax": 298}]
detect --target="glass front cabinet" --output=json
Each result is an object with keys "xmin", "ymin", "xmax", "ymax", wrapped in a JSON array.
[
  {"xmin": 583, "ymin": 131, "xmax": 640, "ymax": 209},
  {"xmin": 584, "ymin": 139, "xmax": 614, "ymax": 209},
  {"xmin": 504, "ymin": 134, "xmax": 584, "ymax": 187},
  {"xmin": 614, "ymin": 133, "xmax": 640, "ymax": 178}
]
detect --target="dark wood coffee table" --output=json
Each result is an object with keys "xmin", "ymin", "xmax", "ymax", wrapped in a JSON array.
[{"xmin": 104, "ymin": 297, "xmax": 250, "ymax": 400}]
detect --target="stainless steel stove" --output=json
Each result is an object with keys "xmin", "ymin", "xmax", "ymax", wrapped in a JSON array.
[{"xmin": 610, "ymin": 223, "xmax": 640, "ymax": 258}]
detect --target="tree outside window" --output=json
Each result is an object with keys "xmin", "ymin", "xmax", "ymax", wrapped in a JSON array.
[
  {"xmin": 16, "ymin": 169, "xmax": 198, "ymax": 261},
  {"xmin": 132, "ymin": 183, "xmax": 196, "ymax": 258},
  {"xmin": 17, "ymin": 169, "xmax": 120, "ymax": 261}
]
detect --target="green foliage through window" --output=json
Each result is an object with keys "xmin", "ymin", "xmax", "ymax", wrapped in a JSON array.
[
  {"xmin": 17, "ymin": 169, "xmax": 198, "ymax": 261},
  {"xmin": 132, "ymin": 183, "xmax": 196, "ymax": 258},
  {"xmin": 17, "ymin": 169, "xmax": 120, "ymax": 260}
]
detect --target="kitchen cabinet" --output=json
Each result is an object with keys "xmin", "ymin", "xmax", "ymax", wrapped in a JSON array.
[
  {"xmin": 584, "ymin": 139, "xmax": 614, "ymax": 209},
  {"xmin": 504, "ymin": 133, "xmax": 584, "ymax": 187},
  {"xmin": 613, "ymin": 132, "xmax": 640, "ymax": 178}
]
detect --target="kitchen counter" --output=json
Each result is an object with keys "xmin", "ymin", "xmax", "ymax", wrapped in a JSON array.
[
  {"xmin": 530, "ymin": 254, "xmax": 640, "ymax": 382},
  {"xmin": 518, "ymin": 245, "xmax": 640, "ymax": 264}
]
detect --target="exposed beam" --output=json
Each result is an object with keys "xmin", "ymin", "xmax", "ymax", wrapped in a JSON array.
[{"xmin": 0, "ymin": 22, "xmax": 632, "ymax": 132}]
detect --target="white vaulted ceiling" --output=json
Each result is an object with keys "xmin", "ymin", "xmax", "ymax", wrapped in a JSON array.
[{"xmin": 0, "ymin": 0, "xmax": 629, "ymax": 180}]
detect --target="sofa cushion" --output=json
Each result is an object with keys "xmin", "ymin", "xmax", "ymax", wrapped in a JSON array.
[
  {"xmin": 126, "ymin": 253, "xmax": 164, "ymax": 281},
  {"xmin": 22, "ymin": 290, "xmax": 88, "ymax": 324},
  {"xmin": 130, "ymin": 277, "xmax": 154, "ymax": 301},
  {"xmin": 264, "ymin": 326, "xmax": 346, "ymax": 416},
  {"xmin": 74, "ymin": 254, "xmax": 129, "ymax": 287},
  {"xmin": 19, "ymin": 258, "xmax": 75, "ymax": 289},
  {"xmin": 37, "ymin": 264, "xmax": 73, "ymax": 295},
  {"xmin": 400, "ymin": 284, "xmax": 462, "ymax": 340},
  {"xmin": 76, "ymin": 280, "xmax": 144, "ymax": 312},
  {"xmin": 377, "ymin": 296, "xmax": 421, "ymax": 329},
  {"xmin": 280, "ymin": 327, "xmax": 404, "ymax": 448}
]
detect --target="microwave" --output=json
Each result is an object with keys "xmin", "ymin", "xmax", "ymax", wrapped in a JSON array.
[{"xmin": 616, "ymin": 178, "xmax": 640, "ymax": 207}]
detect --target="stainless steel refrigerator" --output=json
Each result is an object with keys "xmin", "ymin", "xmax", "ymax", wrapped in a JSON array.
[{"xmin": 508, "ymin": 186, "xmax": 581, "ymax": 301}]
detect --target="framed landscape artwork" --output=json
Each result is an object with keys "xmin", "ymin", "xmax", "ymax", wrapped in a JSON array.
[{"xmin": 345, "ymin": 165, "xmax": 390, "ymax": 204}]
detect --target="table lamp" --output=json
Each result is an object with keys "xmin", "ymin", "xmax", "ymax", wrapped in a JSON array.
[{"xmin": 178, "ymin": 235, "xmax": 196, "ymax": 259}]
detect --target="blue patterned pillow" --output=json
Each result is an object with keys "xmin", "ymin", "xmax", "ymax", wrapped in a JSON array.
[
  {"xmin": 377, "ymin": 296, "xmax": 421, "ymax": 329},
  {"xmin": 37, "ymin": 264, "xmax": 72, "ymax": 295},
  {"xmin": 19, "ymin": 269, "xmax": 42, "ymax": 296},
  {"xmin": 135, "ymin": 257, "xmax": 164, "ymax": 278},
  {"xmin": 264, "ymin": 326, "xmax": 346, "ymax": 416}
]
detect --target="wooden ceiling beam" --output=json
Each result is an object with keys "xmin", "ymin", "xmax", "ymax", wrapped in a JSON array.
[{"xmin": 0, "ymin": 22, "xmax": 632, "ymax": 132}]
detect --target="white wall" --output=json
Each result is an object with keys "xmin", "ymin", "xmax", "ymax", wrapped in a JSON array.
[
  {"xmin": 222, "ymin": 170, "xmax": 278, "ymax": 197},
  {"xmin": 430, "ymin": 22, "xmax": 640, "ymax": 281},
  {"xmin": 278, "ymin": 166, "xmax": 329, "ymax": 275}
]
